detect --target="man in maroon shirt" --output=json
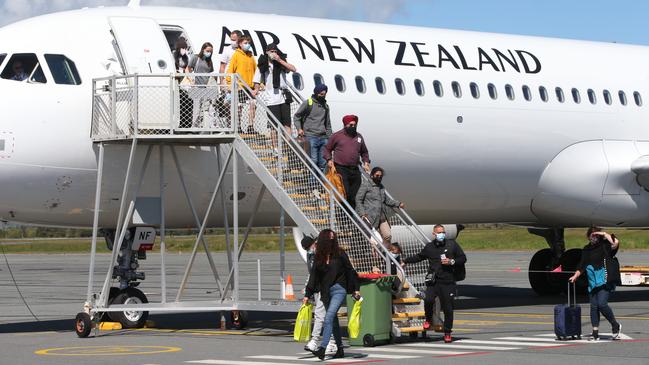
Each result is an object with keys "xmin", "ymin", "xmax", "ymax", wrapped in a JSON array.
[{"xmin": 323, "ymin": 115, "xmax": 371, "ymax": 209}]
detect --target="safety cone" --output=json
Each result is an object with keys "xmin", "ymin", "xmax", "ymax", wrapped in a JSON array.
[{"xmin": 284, "ymin": 275, "xmax": 295, "ymax": 300}]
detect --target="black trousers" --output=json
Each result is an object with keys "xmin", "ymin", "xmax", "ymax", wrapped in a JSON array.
[
  {"xmin": 335, "ymin": 164, "xmax": 361, "ymax": 209},
  {"xmin": 424, "ymin": 282, "xmax": 456, "ymax": 333}
]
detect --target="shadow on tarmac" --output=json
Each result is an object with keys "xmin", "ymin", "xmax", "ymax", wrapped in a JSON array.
[{"xmin": 1, "ymin": 285, "xmax": 648, "ymax": 334}]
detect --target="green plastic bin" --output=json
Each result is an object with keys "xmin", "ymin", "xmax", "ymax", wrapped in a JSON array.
[{"xmin": 346, "ymin": 275, "xmax": 395, "ymax": 347}]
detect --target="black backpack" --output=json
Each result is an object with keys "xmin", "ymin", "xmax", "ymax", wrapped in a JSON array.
[{"xmin": 448, "ymin": 240, "xmax": 466, "ymax": 282}]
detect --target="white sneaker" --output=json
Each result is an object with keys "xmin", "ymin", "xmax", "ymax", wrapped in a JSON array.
[
  {"xmin": 304, "ymin": 339, "xmax": 318, "ymax": 352},
  {"xmin": 325, "ymin": 342, "xmax": 338, "ymax": 354},
  {"xmin": 612, "ymin": 323, "xmax": 622, "ymax": 340}
]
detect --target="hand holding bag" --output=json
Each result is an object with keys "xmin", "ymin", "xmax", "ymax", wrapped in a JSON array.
[
  {"xmin": 325, "ymin": 165, "xmax": 347, "ymax": 201},
  {"xmin": 293, "ymin": 303, "xmax": 313, "ymax": 342},
  {"xmin": 348, "ymin": 297, "xmax": 363, "ymax": 339}
]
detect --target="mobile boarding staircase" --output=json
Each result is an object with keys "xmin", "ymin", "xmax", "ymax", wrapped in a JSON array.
[{"xmin": 78, "ymin": 73, "xmax": 438, "ymax": 339}]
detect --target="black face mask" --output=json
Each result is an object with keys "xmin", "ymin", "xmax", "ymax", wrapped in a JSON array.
[
  {"xmin": 372, "ymin": 176, "xmax": 382, "ymax": 184},
  {"xmin": 315, "ymin": 95, "xmax": 326, "ymax": 103},
  {"xmin": 345, "ymin": 125, "xmax": 357, "ymax": 135}
]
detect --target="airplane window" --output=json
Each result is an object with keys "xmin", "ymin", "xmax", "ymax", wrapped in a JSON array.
[
  {"xmin": 44, "ymin": 54, "xmax": 81, "ymax": 85},
  {"xmin": 292, "ymin": 72, "xmax": 304, "ymax": 90},
  {"xmin": 539, "ymin": 86, "xmax": 548, "ymax": 102},
  {"xmin": 452, "ymin": 81, "xmax": 462, "ymax": 98},
  {"xmin": 335, "ymin": 74, "xmax": 346, "ymax": 92},
  {"xmin": 1, "ymin": 53, "xmax": 43, "ymax": 82},
  {"xmin": 505, "ymin": 84, "xmax": 514, "ymax": 100},
  {"xmin": 603, "ymin": 90, "xmax": 612, "ymax": 105},
  {"xmin": 414, "ymin": 79, "xmax": 425, "ymax": 96},
  {"xmin": 634, "ymin": 91, "xmax": 643, "ymax": 107},
  {"xmin": 619, "ymin": 90, "xmax": 627, "ymax": 106},
  {"xmin": 29, "ymin": 63, "xmax": 47, "ymax": 84},
  {"xmin": 395, "ymin": 78, "xmax": 405, "ymax": 95},
  {"xmin": 0, "ymin": 54, "xmax": 6, "ymax": 67},
  {"xmin": 314, "ymin": 73, "xmax": 324, "ymax": 86},
  {"xmin": 522, "ymin": 85, "xmax": 532, "ymax": 101},
  {"xmin": 433, "ymin": 80, "xmax": 443, "ymax": 97},
  {"xmin": 355, "ymin": 76, "xmax": 366, "ymax": 94},
  {"xmin": 555, "ymin": 87, "xmax": 565, "ymax": 103},
  {"xmin": 487, "ymin": 83, "xmax": 497, "ymax": 99},
  {"xmin": 571, "ymin": 88, "xmax": 581, "ymax": 104},
  {"xmin": 375, "ymin": 77, "xmax": 386, "ymax": 95},
  {"xmin": 587, "ymin": 89, "xmax": 597, "ymax": 104},
  {"xmin": 470, "ymin": 82, "xmax": 479, "ymax": 99}
]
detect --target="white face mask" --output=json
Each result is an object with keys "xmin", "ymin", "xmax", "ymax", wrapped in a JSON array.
[
  {"xmin": 242, "ymin": 43, "xmax": 252, "ymax": 52},
  {"xmin": 180, "ymin": 48, "xmax": 187, "ymax": 56},
  {"xmin": 231, "ymin": 42, "xmax": 238, "ymax": 49}
]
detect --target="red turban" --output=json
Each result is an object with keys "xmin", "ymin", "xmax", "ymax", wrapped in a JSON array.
[{"xmin": 342, "ymin": 115, "xmax": 358, "ymax": 125}]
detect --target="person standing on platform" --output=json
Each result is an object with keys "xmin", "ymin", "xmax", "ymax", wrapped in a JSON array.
[
  {"xmin": 219, "ymin": 30, "xmax": 242, "ymax": 83},
  {"xmin": 323, "ymin": 115, "xmax": 370, "ymax": 209}
]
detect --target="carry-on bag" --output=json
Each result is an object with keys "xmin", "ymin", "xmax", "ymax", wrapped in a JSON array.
[{"xmin": 554, "ymin": 281, "xmax": 581, "ymax": 340}]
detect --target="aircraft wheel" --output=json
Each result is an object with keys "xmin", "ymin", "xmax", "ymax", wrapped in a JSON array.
[
  {"xmin": 529, "ymin": 248, "xmax": 562, "ymax": 295},
  {"xmin": 560, "ymin": 248, "xmax": 587, "ymax": 294},
  {"xmin": 111, "ymin": 287, "xmax": 149, "ymax": 329},
  {"xmin": 103, "ymin": 287, "xmax": 121, "ymax": 322},
  {"xmin": 75, "ymin": 312, "xmax": 92, "ymax": 338}
]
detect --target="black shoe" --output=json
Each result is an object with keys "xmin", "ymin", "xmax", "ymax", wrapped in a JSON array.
[
  {"xmin": 310, "ymin": 347, "xmax": 325, "ymax": 360},
  {"xmin": 332, "ymin": 347, "xmax": 344, "ymax": 359},
  {"xmin": 589, "ymin": 329, "xmax": 599, "ymax": 341}
]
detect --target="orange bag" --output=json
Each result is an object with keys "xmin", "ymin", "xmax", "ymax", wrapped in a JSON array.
[{"xmin": 325, "ymin": 166, "xmax": 346, "ymax": 201}]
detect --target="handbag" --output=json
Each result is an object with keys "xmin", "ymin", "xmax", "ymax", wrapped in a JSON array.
[
  {"xmin": 282, "ymin": 88, "xmax": 293, "ymax": 103},
  {"xmin": 348, "ymin": 297, "xmax": 362, "ymax": 339},
  {"xmin": 325, "ymin": 165, "xmax": 346, "ymax": 201},
  {"xmin": 293, "ymin": 303, "xmax": 313, "ymax": 342}
]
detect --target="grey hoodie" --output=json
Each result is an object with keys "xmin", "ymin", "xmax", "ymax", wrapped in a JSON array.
[{"xmin": 293, "ymin": 96, "xmax": 332, "ymax": 137}]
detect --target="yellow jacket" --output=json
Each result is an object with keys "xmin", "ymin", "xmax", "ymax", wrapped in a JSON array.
[{"xmin": 226, "ymin": 49, "xmax": 257, "ymax": 88}]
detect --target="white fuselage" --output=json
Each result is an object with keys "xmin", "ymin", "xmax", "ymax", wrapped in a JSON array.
[{"xmin": 1, "ymin": 6, "xmax": 648, "ymax": 229}]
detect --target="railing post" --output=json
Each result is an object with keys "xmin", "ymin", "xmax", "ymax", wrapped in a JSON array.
[
  {"xmin": 110, "ymin": 77, "xmax": 117, "ymax": 136},
  {"xmin": 133, "ymin": 74, "xmax": 139, "ymax": 136},
  {"xmin": 329, "ymin": 193, "xmax": 335, "ymax": 231},
  {"xmin": 231, "ymin": 76, "xmax": 238, "ymax": 133},
  {"xmin": 169, "ymin": 74, "xmax": 175, "ymax": 133}
]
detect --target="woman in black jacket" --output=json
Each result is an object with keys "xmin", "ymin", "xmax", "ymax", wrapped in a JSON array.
[
  {"xmin": 569, "ymin": 226, "xmax": 621, "ymax": 341},
  {"xmin": 303, "ymin": 229, "xmax": 360, "ymax": 360}
]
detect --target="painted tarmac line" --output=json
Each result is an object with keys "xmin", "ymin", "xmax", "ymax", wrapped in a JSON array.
[
  {"xmin": 537, "ymin": 333, "xmax": 633, "ymax": 340},
  {"xmin": 396, "ymin": 342, "xmax": 520, "ymax": 351},
  {"xmin": 248, "ymin": 355, "xmax": 372, "ymax": 363},
  {"xmin": 295, "ymin": 353, "xmax": 421, "ymax": 360},
  {"xmin": 495, "ymin": 336, "xmax": 564, "ymax": 342},
  {"xmin": 355, "ymin": 347, "xmax": 469, "ymax": 355},
  {"xmin": 187, "ymin": 361, "xmax": 308, "ymax": 365},
  {"xmin": 456, "ymin": 339, "xmax": 571, "ymax": 347}
]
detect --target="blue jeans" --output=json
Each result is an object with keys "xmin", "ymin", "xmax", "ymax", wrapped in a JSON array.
[
  {"xmin": 307, "ymin": 136, "xmax": 328, "ymax": 171},
  {"xmin": 589, "ymin": 285, "xmax": 618, "ymax": 328},
  {"xmin": 320, "ymin": 283, "xmax": 345, "ymax": 349}
]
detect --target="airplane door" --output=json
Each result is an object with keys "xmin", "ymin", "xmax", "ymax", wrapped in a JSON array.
[{"xmin": 109, "ymin": 16, "xmax": 174, "ymax": 130}]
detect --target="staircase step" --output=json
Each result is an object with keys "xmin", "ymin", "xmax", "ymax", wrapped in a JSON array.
[
  {"xmin": 392, "ymin": 311, "xmax": 425, "ymax": 319},
  {"xmin": 397, "ymin": 326, "xmax": 424, "ymax": 333},
  {"xmin": 259, "ymin": 156, "xmax": 288, "ymax": 162},
  {"xmin": 402, "ymin": 282, "xmax": 410, "ymax": 290},
  {"xmin": 268, "ymin": 168, "xmax": 306, "ymax": 175},
  {"xmin": 393, "ymin": 298, "xmax": 421, "ymax": 304},
  {"xmin": 301, "ymin": 206, "xmax": 330, "ymax": 211},
  {"xmin": 310, "ymin": 218, "xmax": 328, "ymax": 225},
  {"xmin": 288, "ymin": 193, "xmax": 310, "ymax": 199}
]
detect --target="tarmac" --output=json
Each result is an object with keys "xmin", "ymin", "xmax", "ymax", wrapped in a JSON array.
[{"xmin": 1, "ymin": 249, "xmax": 649, "ymax": 365}]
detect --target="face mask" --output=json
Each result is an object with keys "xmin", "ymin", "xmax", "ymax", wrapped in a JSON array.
[
  {"xmin": 242, "ymin": 43, "xmax": 251, "ymax": 52},
  {"xmin": 435, "ymin": 233, "xmax": 446, "ymax": 242},
  {"xmin": 180, "ymin": 48, "xmax": 187, "ymax": 56},
  {"xmin": 589, "ymin": 235, "xmax": 599, "ymax": 244},
  {"xmin": 372, "ymin": 176, "xmax": 382, "ymax": 184},
  {"xmin": 231, "ymin": 42, "xmax": 238, "ymax": 49},
  {"xmin": 203, "ymin": 51, "xmax": 212, "ymax": 59},
  {"xmin": 345, "ymin": 125, "xmax": 357, "ymax": 135}
]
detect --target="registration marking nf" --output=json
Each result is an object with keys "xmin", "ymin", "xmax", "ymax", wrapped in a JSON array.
[{"xmin": 35, "ymin": 346, "xmax": 181, "ymax": 356}]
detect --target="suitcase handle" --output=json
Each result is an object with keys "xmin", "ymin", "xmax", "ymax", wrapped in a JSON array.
[{"xmin": 567, "ymin": 281, "xmax": 577, "ymax": 307}]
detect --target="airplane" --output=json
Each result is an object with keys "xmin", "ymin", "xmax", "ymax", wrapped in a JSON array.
[{"xmin": 1, "ymin": 2, "xmax": 648, "ymax": 311}]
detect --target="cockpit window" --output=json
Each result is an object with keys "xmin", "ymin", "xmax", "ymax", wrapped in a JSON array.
[
  {"xmin": 0, "ymin": 54, "xmax": 6, "ymax": 67},
  {"xmin": 44, "ymin": 54, "xmax": 82, "ymax": 85},
  {"xmin": 1, "ymin": 53, "xmax": 43, "ymax": 82},
  {"xmin": 29, "ymin": 63, "xmax": 47, "ymax": 84}
]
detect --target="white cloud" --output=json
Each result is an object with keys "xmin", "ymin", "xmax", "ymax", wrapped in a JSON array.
[{"xmin": 0, "ymin": 0, "xmax": 408, "ymax": 27}]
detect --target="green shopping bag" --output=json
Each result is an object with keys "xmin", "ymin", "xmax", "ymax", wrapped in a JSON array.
[
  {"xmin": 293, "ymin": 303, "xmax": 313, "ymax": 342},
  {"xmin": 348, "ymin": 297, "xmax": 363, "ymax": 339}
]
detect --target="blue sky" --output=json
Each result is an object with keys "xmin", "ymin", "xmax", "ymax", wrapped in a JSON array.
[
  {"xmin": 1, "ymin": 0, "xmax": 648, "ymax": 46},
  {"xmin": 389, "ymin": 1, "xmax": 649, "ymax": 45}
]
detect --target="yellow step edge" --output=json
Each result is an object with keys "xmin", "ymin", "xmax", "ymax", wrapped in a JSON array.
[
  {"xmin": 288, "ymin": 193, "xmax": 310, "ymax": 199},
  {"xmin": 259, "ymin": 156, "xmax": 288, "ymax": 162},
  {"xmin": 310, "ymin": 219, "xmax": 328, "ymax": 224},
  {"xmin": 301, "ymin": 206, "xmax": 330, "ymax": 211},
  {"xmin": 393, "ymin": 298, "xmax": 421, "ymax": 304},
  {"xmin": 397, "ymin": 326, "xmax": 424, "ymax": 333},
  {"xmin": 393, "ymin": 311, "xmax": 425, "ymax": 319}
]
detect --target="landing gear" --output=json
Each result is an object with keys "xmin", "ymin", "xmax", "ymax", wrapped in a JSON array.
[
  {"xmin": 110, "ymin": 287, "xmax": 149, "ymax": 329},
  {"xmin": 230, "ymin": 310, "xmax": 249, "ymax": 329},
  {"xmin": 560, "ymin": 248, "xmax": 587, "ymax": 293},
  {"xmin": 528, "ymin": 228, "xmax": 566, "ymax": 295},
  {"xmin": 75, "ymin": 312, "xmax": 92, "ymax": 338}
]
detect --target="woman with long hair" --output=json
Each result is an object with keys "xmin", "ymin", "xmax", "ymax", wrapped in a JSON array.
[
  {"xmin": 303, "ymin": 229, "xmax": 360, "ymax": 360},
  {"xmin": 569, "ymin": 226, "xmax": 622, "ymax": 340}
]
